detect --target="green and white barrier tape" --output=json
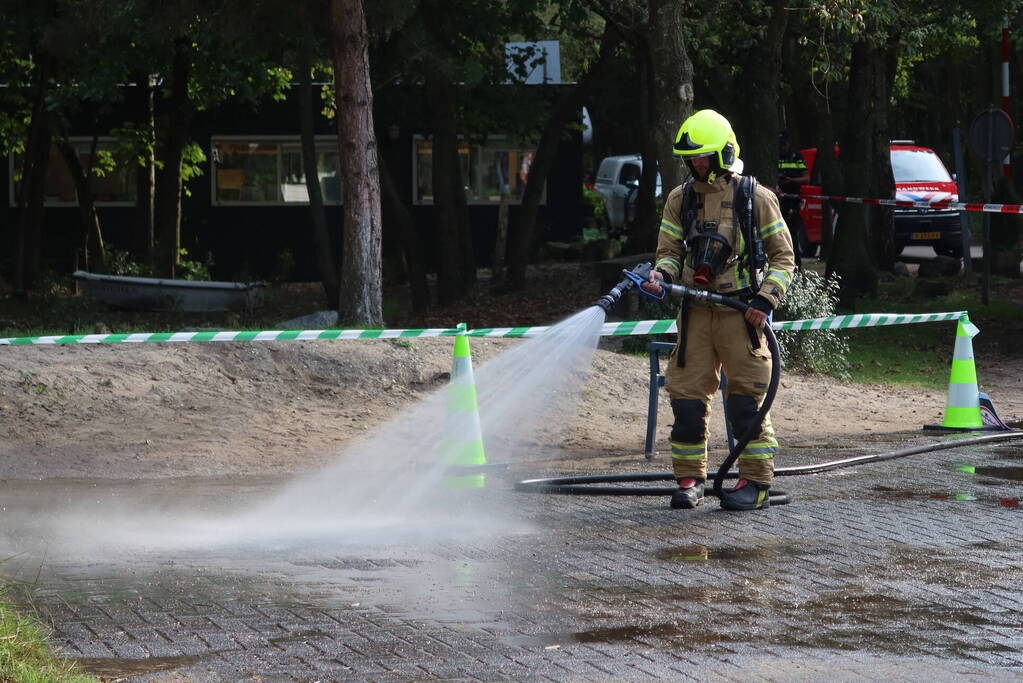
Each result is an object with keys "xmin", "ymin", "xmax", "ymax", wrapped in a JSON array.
[
  {"xmin": 468, "ymin": 311, "xmax": 975, "ymax": 338},
  {"xmin": 0, "ymin": 311, "xmax": 974, "ymax": 345},
  {"xmin": 0, "ymin": 328, "xmax": 464, "ymax": 345}
]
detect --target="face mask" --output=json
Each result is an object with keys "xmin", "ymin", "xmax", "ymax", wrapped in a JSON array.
[{"xmin": 686, "ymin": 221, "xmax": 732, "ymax": 286}]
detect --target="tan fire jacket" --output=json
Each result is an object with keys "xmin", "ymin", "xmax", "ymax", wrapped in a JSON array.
[{"xmin": 653, "ymin": 173, "xmax": 795, "ymax": 309}]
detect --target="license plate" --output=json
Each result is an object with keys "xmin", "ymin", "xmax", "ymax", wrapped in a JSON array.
[{"xmin": 912, "ymin": 231, "xmax": 940, "ymax": 240}]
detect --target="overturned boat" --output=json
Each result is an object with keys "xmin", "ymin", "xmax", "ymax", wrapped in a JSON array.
[{"xmin": 73, "ymin": 271, "xmax": 266, "ymax": 313}]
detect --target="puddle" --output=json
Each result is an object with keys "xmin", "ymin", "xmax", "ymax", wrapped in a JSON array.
[
  {"xmin": 991, "ymin": 445, "xmax": 1023, "ymax": 458},
  {"xmin": 74, "ymin": 654, "xmax": 198, "ymax": 677},
  {"xmin": 954, "ymin": 465, "xmax": 1023, "ymax": 482},
  {"xmin": 653, "ymin": 544, "xmax": 793, "ymax": 562},
  {"xmin": 573, "ymin": 622, "xmax": 730, "ymax": 644},
  {"xmin": 871, "ymin": 485, "xmax": 977, "ymax": 501}
]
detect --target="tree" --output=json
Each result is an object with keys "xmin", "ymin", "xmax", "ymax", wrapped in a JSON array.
[
  {"xmin": 330, "ymin": 0, "xmax": 384, "ymax": 326},
  {"xmin": 508, "ymin": 23, "xmax": 617, "ymax": 287},
  {"xmin": 584, "ymin": 0, "xmax": 696, "ymax": 254}
]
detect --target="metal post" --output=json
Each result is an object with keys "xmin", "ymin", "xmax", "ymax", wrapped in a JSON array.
[
  {"xmin": 644, "ymin": 343, "xmax": 661, "ymax": 459},
  {"xmin": 984, "ymin": 115, "xmax": 993, "ymax": 305},
  {"xmin": 1003, "ymin": 16, "xmax": 1012, "ymax": 178},
  {"xmin": 952, "ymin": 127, "xmax": 973, "ymax": 272}
]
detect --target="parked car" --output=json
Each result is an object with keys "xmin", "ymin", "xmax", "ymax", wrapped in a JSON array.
[
  {"xmin": 800, "ymin": 142, "xmax": 963, "ymax": 257},
  {"xmin": 593, "ymin": 154, "xmax": 662, "ymax": 230}
]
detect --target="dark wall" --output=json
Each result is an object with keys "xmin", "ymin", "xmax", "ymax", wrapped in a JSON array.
[{"xmin": 2, "ymin": 84, "xmax": 583, "ymax": 283}]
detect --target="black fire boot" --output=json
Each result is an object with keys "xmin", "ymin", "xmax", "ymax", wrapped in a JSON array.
[
  {"xmin": 719, "ymin": 479, "xmax": 770, "ymax": 511},
  {"xmin": 670, "ymin": 477, "xmax": 705, "ymax": 509}
]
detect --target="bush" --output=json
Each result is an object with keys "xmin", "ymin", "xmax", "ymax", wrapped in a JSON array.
[
  {"xmin": 775, "ymin": 270, "xmax": 850, "ymax": 379},
  {"xmin": 107, "ymin": 249, "xmax": 154, "ymax": 277}
]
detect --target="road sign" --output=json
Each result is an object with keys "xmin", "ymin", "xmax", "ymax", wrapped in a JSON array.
[{"xmin": 968, "ymin": 108, "xmax": 1014, "ymax": 163}]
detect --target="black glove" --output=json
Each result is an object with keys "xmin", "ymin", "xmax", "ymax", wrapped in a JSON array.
[
  {"xmin": 655, "ymin": 267, "xmax": 673, "ymax": 284},
  {"xmin": 750, "ymin": 295, "xmax": 774, "ymax": 316}
]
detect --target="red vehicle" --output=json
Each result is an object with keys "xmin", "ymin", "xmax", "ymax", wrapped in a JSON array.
[{"xmin": 799, "ymin": 142, "xmax": 963, "ymax": 257}]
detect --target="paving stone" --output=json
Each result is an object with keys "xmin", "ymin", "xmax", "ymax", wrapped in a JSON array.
[{"xmin": 9, "ymin": 438, "xmax": 1023, "ymax": 680}]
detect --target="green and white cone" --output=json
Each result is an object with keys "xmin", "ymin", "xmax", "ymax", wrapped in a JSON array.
[
  {"xmin": 939, "ymin": 316, "xmax": 984, "ymax": 429},
  {"xmin": 441, "ymin": 326, "xmax": 486, "ymax": 488}
]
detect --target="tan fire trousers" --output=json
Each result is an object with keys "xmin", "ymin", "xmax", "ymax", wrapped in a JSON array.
[{"xmin": 664, "ymin": 305, "xmax": 777, "ymax": 485}]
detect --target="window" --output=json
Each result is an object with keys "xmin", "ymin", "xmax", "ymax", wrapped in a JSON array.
[
  {"xmin": 618, "ymin": 163, "xmax": 640, "ymax": 186},
  {"xmin": 413, "ymin": 137, "xmax": 541, "ymax": 205},
  {"xmin": 211, "ymin": 136, "xmax": 341, "ymax": 205},
  {"xmin": 890, "ymin": 149, "xmax": 952, "ymax": 184},
  {"xmin": 8, "ymin": 138, "xmax": 137, "ymax": 207}
]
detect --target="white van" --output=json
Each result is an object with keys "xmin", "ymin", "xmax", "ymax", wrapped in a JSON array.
[{"xmin": 593, "ymin": 154, "xmax": 663, "ymax": 229}]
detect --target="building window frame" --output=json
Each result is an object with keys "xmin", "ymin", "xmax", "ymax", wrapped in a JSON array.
[
  {"xmin": 411, "ymin": 135, "xmax": 543, "ymax": 206},
  {"xmin": 8, "ymin": 136, "xmax": 138, "ymax": 207},
  {"xmin": 210, "ymin": 135, "xmax": 343, "ymax": 206}
]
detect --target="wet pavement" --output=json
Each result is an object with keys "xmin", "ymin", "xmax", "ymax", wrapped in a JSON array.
[{"xmin": 3, "ymin": 434, "xmax": 1023, "ymax": 681}]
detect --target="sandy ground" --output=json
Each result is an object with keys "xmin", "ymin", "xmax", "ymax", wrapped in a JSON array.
[{"xmin": 2, "ymin": 334, "xmax": 1021, "ymax": 481}]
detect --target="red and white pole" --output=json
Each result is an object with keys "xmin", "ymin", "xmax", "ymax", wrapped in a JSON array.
[{"xmin": 1002, "ymin": 16, "xmax": 1012, "ymax": 177}]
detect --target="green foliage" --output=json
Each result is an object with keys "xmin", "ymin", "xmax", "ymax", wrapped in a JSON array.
[
  {"xmin": 0, "ymin": 33, "xmax": 32, "ymax": 159},
  {"xmin": 582, "ymin": 183, "xmax": 606, "ymax": 219},
  {"xmin": 107, "ymin": 249, "xmax": 155, "ymax": 277},
  {"xmin": 180, "ymin": 142, "xmax": 206, "ymax": 197},
  {"xmin": 112, "ymin": 122, "xmax": 163, "ymax": 170},
  {"xmin": 177, "ymin": 248, "xmax": 213, "ymax": 281},
  {"xmin": 0, "ymin": 592, "xmax": 94, "ymax": 682},
  {"xmin": 775, "ymin": 270, "xmax": 850, "ymax": 378}
]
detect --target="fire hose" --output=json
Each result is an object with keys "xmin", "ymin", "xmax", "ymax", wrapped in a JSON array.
[
  {"xmin": 588, "ymin": 263, "xmax": 788, "ymax": 505},
  {"xmin": 516, "ymin": 264, "xmax": 1023, "ymax": 505}
]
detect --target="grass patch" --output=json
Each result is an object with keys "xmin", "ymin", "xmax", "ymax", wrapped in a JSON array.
[
  {"xmin": 835, "ymin": 273, "xmax": 1022, "ymax": 388},
  {"xmin": 0, "ymin": 594, "xmax": 94, "ymax": 682},
  {"xmin": 843, "ymin": 324, "xmax": 949, "ymax": 389}
]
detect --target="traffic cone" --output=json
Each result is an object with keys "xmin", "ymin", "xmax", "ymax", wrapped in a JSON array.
[
  {"xmin": 441, "ymin": 326, "xmax": 486, "ymax": 488},
  {"xmin": 925, "ymin": 315, "xmax": 987, "ymax": 431}
]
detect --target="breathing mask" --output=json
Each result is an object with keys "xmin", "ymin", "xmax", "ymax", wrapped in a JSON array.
[{"xmin": 686, "ymin": 220, "xmax": 732, "ymax": 286}]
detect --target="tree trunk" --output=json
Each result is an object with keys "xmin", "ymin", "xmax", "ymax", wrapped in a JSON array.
[
  {"xmin": 133, "ymin": 74, "xmax": 156, "ymax": 267},
  {"xmin": 869, "ymin": 35, "xmax": 898, "ymax": 272},
  {"xmin": 631, "ymin": 40, "xmax": 660, "ymax": 252},
  {"xmin": 379, "ymin": 157, "xmax": 430, "ymax": 313},
  {"xmin": 507, "ymin": 27, "xmax": 616, "ymax": 289},
  {"xmin": 453, "ymin": 146, "xmax": 476, "ymax": 288},
  {"xmin": 491, "ymin": 173, "xmax": 510, "ymax": 289},
  {"xmin": 14, "ymin": 52, "xmax": 52, "ymax": 292},
  {"xmin": 424, "ymin": 68, "xmax": 466, "ymax": 304},
  {"xmin": 299, "ymin": 65, "xmax": 340, "ymax": 310},
  {"xmin": 154, "ymin": 39, "xmax": 191, "ymax": 279},
  {"xmin": 827, "ymin": 38, "xmax": 879, "ymax": 303},
  {"xmin": 57, "ymin": 137, "xmax": 107, "ymax": 272},
  {"xmin": 330, "ymin": 0, "xmax": 383, "ymax": 326},
  {"xmin": 737, "ymin": 0, "xmax": 787, "ymax": 183},
  {"xmin": 648, "ymin": 0, "xmax": 693, "ymax": 198}
]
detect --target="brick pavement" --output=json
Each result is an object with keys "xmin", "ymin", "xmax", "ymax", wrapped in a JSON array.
[{"xmin": 4, "ymin": 435, "xmax": 1023, "ymax": 681}]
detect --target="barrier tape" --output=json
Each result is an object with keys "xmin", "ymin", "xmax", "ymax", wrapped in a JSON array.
[
  {"xmin": 468, "ymin": 310, "xmax": 974, "ymax": 338},
  {"xmin": 0, "ymin": 311, "xmax": 973, "ymax": 345},
  {"xmin": 781, "ymin": 191, "xmax": 1023, "ymax": 215},
  {"xmin": 0, "ymin": 328, "xmax": 464, "ymax": 345}
]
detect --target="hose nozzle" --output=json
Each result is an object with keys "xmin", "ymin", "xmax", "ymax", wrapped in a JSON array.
[{"xmin": 594, "ymin": 262, "xmax": 654, "ymax": 312}]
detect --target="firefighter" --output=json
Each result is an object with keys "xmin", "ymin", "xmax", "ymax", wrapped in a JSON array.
[
  {"xmin": 641, "ymin": 109, "xmax": 795, "ymax": 511},
  {"xmin": 777, "ymin": 131, "xmax": 810, "ymax": 264}
]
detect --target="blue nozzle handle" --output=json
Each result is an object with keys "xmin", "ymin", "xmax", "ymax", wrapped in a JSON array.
[{"xmin": 624, "ymin": 267, "xmax": 665, "ymax": 302}]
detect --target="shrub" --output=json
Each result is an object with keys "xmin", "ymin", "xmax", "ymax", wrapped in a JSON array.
[{"xmin": 775, "ymin": 270, "xmax": 850, "ymax": 379}]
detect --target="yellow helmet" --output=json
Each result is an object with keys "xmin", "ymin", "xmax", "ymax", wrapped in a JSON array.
[{"xmin": 672, "ymin": 109, "xmax": 740, "ymax": 181}]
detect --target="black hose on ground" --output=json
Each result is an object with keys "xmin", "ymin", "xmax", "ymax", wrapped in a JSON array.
[{"xmin": 512, "ymin": 430, "xmax": 1023, "ymax": 496}]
